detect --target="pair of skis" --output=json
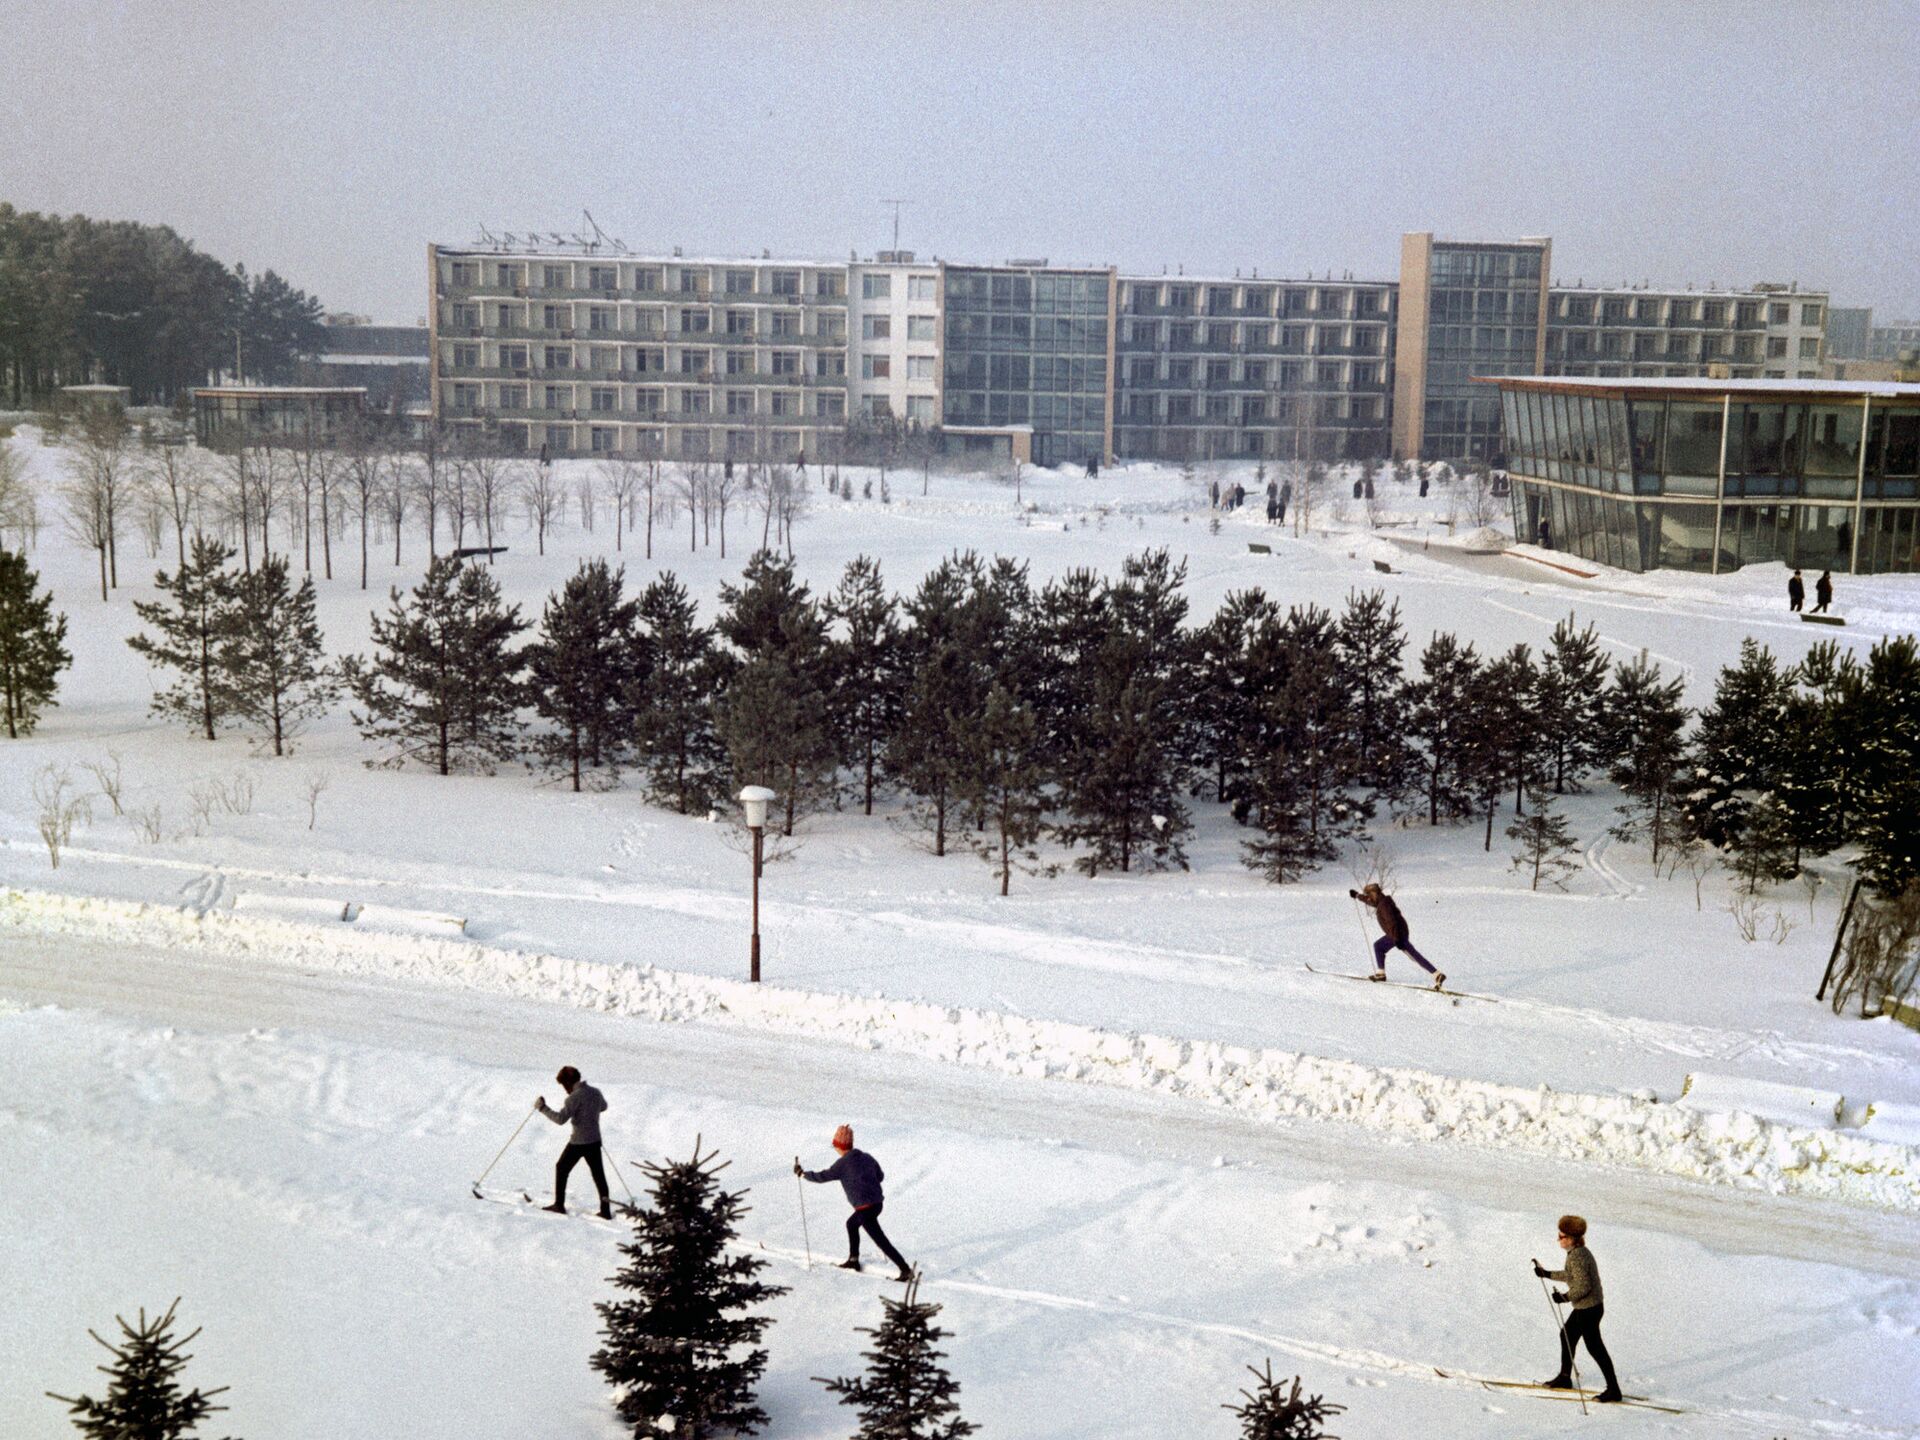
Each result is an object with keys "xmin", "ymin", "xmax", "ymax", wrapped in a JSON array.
[
  {"xmin": 471, "ymin": 1183, "xmax": 637, "ymax": 1223},
  {"xmin": 1302, "ymin": 962, "xmax": 1496, "ymax": 1003},
  {"xmin": 1434, "ymin": 1370, "xmax": 1684, "ymax": 1415}
]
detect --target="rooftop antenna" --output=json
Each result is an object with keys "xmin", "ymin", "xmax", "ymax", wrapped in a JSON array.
[
  {"xmin": 881, "ymin": 198, "xmax": 908, "ymax": 250},
  {"xmin": 581, "ymin": 209, "xmax": 627, "ymax": 254}
]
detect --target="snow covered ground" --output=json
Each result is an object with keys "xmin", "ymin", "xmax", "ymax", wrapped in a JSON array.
[{"xmin": 4, "ymin": 425, "xmax": 1920, "ymax": 1435}]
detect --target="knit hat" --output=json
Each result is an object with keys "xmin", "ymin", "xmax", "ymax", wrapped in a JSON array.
[
  {"xmin": 1360, "ymin": 882, "xmax": 1383, "ymax": 897},
  {"xmin": 832, "ymin": 1124, "xmax": 854, "ymax": 1151}
]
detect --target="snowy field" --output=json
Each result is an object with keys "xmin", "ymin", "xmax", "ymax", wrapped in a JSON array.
[{"xmin": 4, "ymin": 423, "xmax": 1920, "ymax": 1437}]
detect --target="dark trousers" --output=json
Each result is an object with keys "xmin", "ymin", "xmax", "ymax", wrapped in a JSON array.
[
  {"xmin": 1557, "ymin": 1304, "xmax": 1619, "ymax": 1392},
  {"xmin": 556, "ymin": 1142, "xmax": 609, "ymax": 1205},
  {"xmin": 1790, "ymin": 593, "xmax": 1803, "ymax": 611},
  {"xmin": 1374, "ymin": 933, "xmax": 1437, "ymax": 975},
  {"xmin": 846, "ymin": 1202, "xmax": 908, "ymax": 1270}
]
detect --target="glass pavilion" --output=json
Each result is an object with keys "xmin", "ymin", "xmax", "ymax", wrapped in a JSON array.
[{"xmin": 1490, "ymin": 377, "xmax": 1920, "ymax": 575}]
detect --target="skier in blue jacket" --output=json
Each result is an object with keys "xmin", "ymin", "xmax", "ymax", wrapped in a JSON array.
[{"xmin": 796, "ymin": 1125, "xmax": 912, "ymax": 1280}]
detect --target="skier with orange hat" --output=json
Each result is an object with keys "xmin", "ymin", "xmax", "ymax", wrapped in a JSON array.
[{"xmin": 795, "ymin": 1124, "xmax": 913, "ymax": 1281}]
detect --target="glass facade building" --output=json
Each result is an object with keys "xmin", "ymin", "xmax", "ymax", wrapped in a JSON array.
[
  {"xmin": 941, "ymin": 264, "xmax": 1113, "ymax": 466},
  {"xmin": 1495, "ymin": 378, "xmax": 1920, "ymax": 575}
]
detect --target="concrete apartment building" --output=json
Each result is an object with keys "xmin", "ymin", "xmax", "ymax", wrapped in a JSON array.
[
  {"xmin": 1870, "ymin": 321, "xmax": 1920, "ymax": 362},
  {"xmin": 1113, "ymin": 273, "xmax": 1394, "ymax": 461},
  {"xmin": 429, "ymin": 232, "xmax": 1845, "ymax": 468}
]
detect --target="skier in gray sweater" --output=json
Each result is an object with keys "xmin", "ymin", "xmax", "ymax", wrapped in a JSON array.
[
  {"xmin": 536, "ymin": 1066, "xmax": 611, "ymax": 1218},
  {"xmin": 796, "ymin": 1124, "xmax": 912, "ymax": 1280},
  {"xmin": 1533, "ymin": 1214, "xmax": 1622, "ymax": 1402}
]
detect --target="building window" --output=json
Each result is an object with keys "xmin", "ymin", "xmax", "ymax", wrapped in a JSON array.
[
  {"xmin": 1767, "ymin": 336, "xmax": 1788, "ymax": 358},
  {"xmin": 863, "ymin": 315, "xmax": 891, "ymax": 340},
  {"xmin": 907, "ymin": 355, "xmax": 935, "ymax": 380},
  {"xmin": 906, "ymin": 395, "xmax": 934, "ymax": 424},
  {"xmin": 771, "ymin": 351, "xmax": 799, "ymax": 376},
  {"xmin": 588, "ymin": 267, "xmax": 616, "ymax": 293},
  {"xmin": 726, "ymin": 269, "xmax": 755, "ymax": 295},
  {"xmin": 726, "ymin": 351, "xmax": 751, "ymax": 375},
  {"xmin": 770, "ymin": 392, "xmax": 796, "ymax": 417},
  {"xmin": 544, "ymin": 385, "xmax": 567, "ymax": 409},
  {"xmin": 680, "ymin": 350, "xmax": 709, "ymax": 374},
  {"xmin": 727, "ymin": 391, "xmax": 754, "ymax": 416},
  {"xmin": 1770, "ymin": 303, "xmax": 1790, "ymax": 324},
  {"xmin": 907, "ymin": 315, "xmax": 936, "ymax": 341},
  {"xmin": 862, "ymin": 355, "xmax": 891, "ymax": 379},
  {"xmin": 772, "ymin": 271, "xmax": 801, "ymax": 296},
  {"xmin": 1803, "ymin": 303, "xmax": 1823, "ymax": 327},
  {"xmin": 591, "ymin": 427, "xmax": 616, "ymax": 452},
  {"xmin": 632, "ymin": 268, "xmax": 660, "ymax": 292},
  {"xmin": 1800, "ymin": 337, "xmax": 1820, "ymax": 359},
  {"xmin": 727, "ymin": 310, "xmax": 755, "ymax": 336},
  {"xmin": 499, "ymin": 384, "xmax": 526, "ymax": 409},
  {"xmin": 1206, "ymin": 359, "xmax": 1230, "ymax": 385},
  {"xmin": 453, "ymin": 383, "xmax": 479, "ymax": 410},
  {"xmin": 453, "ymin": 344, "xmax": 479, "ymax": 367},
  {"xmin": 769, "ymin": 312, "xmax": 799, "ymax": 338},
  {"xmin": 864, "ymin": 395, "xmax": 893, "ymax": 419},
  {"xmin": 449, "ymin": 261, "xmax": 478, "ymax": 286},
  {"xmin": 908, "ymin": 275, "xmax": 936, "ymax": 301},
  {"xmin": 591, "ymin": 388, "xmax": 616, "ymax": 412},
  {"xmin": 862, "ymin": 273, "xmax": 892, "ymax": 300},
  {"xmin": 589, "ymin": 308, "xmax": 614, "ymax": 333},
  {"xmin": 683, "ymin": 390, "xmax": 710, "ymax": 415},
  {"xmin": 816, "ymin": 273, "xmax": 844, "ymax": 299},
  {"xmin": 544, "ymin": 346, "xmax": 571, "ymax": 369},
  {"xmin": 817, "ymin": 393, "xmax": 845, "ymax": 419},
  {"xmin": 680, "ymin": 309, "xmax": 710, "ymax": 334}
]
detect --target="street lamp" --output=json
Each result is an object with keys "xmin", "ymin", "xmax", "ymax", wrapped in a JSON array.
[{"xmin": 738, "ymin": 785, "xmax": 776, "ymax": 982}]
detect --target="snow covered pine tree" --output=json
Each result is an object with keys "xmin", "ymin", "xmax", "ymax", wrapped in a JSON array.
[
  {"xmin": 629, "ymin": 573, "xmax": 729, "ymax": 815},
  {"xmin": 0, "ymin": 546, "xmax": 70, "ymax": 737},
  {"xmin": 223, "ymin": 555, "xmax": 335, "ymax": 756},
  {"xmin": 1224, "ymin": 1360, "xmax": 1344, "ymax": 1440},
  {"xmin": 126, "ymin": 536, "xmax": 238, "ymax": 742},
  {"xmin": 592, "ymin": 1142, "xmax": 787, "ymax": 1439},
  {"xmin": 46, "ymin": 1298, "xmax": 237, "ymax": 1439},
  {"xmin": 526, "ymin": 558, "xmax": 639, "ymax": 792},
  {"xmin": 816, "ymin": 1274, "xmax": 976, "ymax": 1440}
]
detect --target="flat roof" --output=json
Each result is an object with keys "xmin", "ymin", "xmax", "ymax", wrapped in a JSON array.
[
  {"xmin": 192, "ymin": 386, "xmax": 368, "ymax": 398},
  {"xmin": 1482, "ymin": 376, "xmax": 1920, "ymax": 400}
]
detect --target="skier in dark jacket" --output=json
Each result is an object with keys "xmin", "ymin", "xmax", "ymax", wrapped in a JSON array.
[
  {"xmin": 796, "ymin": 1125, "xmax": 912, "ymax": 1280},
  {"xmin": 1788, "ymin": 570, "xmax": 1805, "ymax": 612},
  {"xmin": 536, "ymin": 1065, "xmax": 611, "ymax": 1218},
  {"xmin": 1533, "ymin": 1214, "xmax": 1622, "ymax": 1402},
  {"xmin": 1348, "ymin": 882, "xmax": 1445, "ymax": 988},
  {"xmin": 1814, "ymin": 570, "xmax": 1833, "ymax": 613}
]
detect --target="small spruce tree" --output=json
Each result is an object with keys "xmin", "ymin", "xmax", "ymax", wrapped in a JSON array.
[
  {"xmin": 1225, "ymin": 1361, "xmax": 1343, "ymax": 1440},
  {"xmin": 1537, "ymin": 616, "xmax": 1610, "ymax": 793},
  {"xmin": 127, "ymin": 537, "xmax": 238, "ymax": 742},
  {"xmin": 960, "ymin": 682, "xmax": 1051, "ymax": 895},
  {"xmin": 526, "ymin": 558, "xmax": 640, "ymax": 791},
  {"xmin": 46, "ymin": 1298, "xmax": 238, "ymax": 1439},
  {"xmin": 1507, "ymin": 787, "xmax": 1581, "ymax": 891},
  {"xmin": 592, "ymin": 1141, "xmax": 787, "ymax": 1440},
  {"xmin": 1725, "ymin": 793, "xmax": 1799, "ymax": 894},
  {"xmin": 631, "ymin": 573, "xmax": 729, "ymax": 815},
  {"xmin": 223, "ymin": 555, "xmax": 335, "ymax": 757},
  {"xmin": 816, "ymin": 1274, "xmax": 976, "ymax": 1440},
  {"xmin": 824, "ymin": 555, "xmax": 905, "ymax": 816},
  {"xmin": 1406, "ymin": 631, "xmax": 1481, "ymax": 827},
  {"xmin": 0, "ymin": 547, "xmax": 71, "ymax": 738}
]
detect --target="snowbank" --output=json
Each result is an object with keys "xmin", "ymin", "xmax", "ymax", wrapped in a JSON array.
[{"xmin": 6, "ymin": 885, "xmax": 1917, "ymax": 1213}]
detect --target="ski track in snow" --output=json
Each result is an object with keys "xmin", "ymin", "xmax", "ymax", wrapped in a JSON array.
[{"xmin": 5, "ymin": 885, "xmax": 1915, "ymax": 1215}]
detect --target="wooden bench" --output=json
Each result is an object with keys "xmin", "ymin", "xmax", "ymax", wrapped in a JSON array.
[
  {"xmin": 1801, "ymin": 612, "xmax": 1845, "ymax": 626},
  {"xmin": 1247, "ymin": 543, "xmax": 1270, "ymax": 555}
]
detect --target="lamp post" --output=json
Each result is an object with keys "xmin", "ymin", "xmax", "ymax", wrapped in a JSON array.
[{"xmin": 738, "ymin": 785, "xmax": 776, "ymax": 982}]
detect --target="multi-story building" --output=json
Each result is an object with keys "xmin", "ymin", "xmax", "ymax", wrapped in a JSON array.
[
  {"xmin": 429, "ymin": 245, "xmax": 848, "ymax": 462},
  {"xmin": 846, "ymin": 252, "xmax": 942, "ymax": 429},
  {"xmin": 1543, "ymin": 284, "xmax": 1827, "ymax": 382},
  {"xmin": 940, "ymin": 262, "xmax": 1114, "ymax": 467},
  {"xmin": 1392, "ymin": 234, "xmax": 1551, "ymax": 462},
  {"xmin": 1870, "ymin": 322, "xmax": 1920, "ymax": 362},
  {"xmin": 1826, "ymin": 306, "xmax": 1873, "ymax": 360},
  {"xmin": 1112, "ymin": 274, "xmax": 1393, "ymax": 461},
  {"xmin": 1492, "ymin": 375, "xmax": 1920, "ymax": 575},
  {"xmin": 304, "ymin": 315, "xmax": 429, "ymax": 409}
]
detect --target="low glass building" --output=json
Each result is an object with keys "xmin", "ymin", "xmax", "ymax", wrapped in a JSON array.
[{"xmin": 1489, "ymin": 377, "xmax": 1920, "ymax": 575}]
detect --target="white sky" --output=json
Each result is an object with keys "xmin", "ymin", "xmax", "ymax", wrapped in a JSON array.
[{"xmin": 3, "ymin": 0, "xmax": 1917, "ymax": 324}]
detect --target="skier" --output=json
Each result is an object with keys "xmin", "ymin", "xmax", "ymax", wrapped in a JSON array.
[
  {"xmin": 1348, "ymin": 882, "xmax": 1445, "ymax": 989},
  {"xmin": 1814, "ymin": 569, "xmax": 1834, "ymax": 613},
  {"xmin": 1787, "ymin": 569, "xmax": 1805, "ymax": 612},
  {"xmin": 1532, "ymin": 1214, "xmax": 1623, "ymax": 1403},
  {"xmin": 535, "ymin": 1065, "xmax": 611, "ymax": 1218},
  {"xmin": 795, "ymin": 1125, "xmax": 912, "ymax": 1281}
]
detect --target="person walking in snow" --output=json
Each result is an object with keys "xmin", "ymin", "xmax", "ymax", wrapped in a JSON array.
[
  {"xmin": 1788, "ymin": 569, "xmax": 1805, "ymax": 612},
  {"xmin": 796, "ymin": 1125, "xmax": 912, "ymax": 1281},
  {"xmin": 1814, "ymin": 569, "xmax": 1834, "ymax": 614},
  {"xmin": 1348, "ymin": 882, "xmax": 1445, "ymax": 989},
  {"xmin": 1532, "ymin": 1214, "xmax": 1623, "ymax": 1403},
  {"xmin": 536, "ymin": 1065, "xmax": 611, "ymax": 1218}
]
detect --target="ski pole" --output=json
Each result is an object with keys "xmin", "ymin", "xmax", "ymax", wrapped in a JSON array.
[
  {"xmin": 1352, "ymin": 895, "xmax": 1377, "ymax": 972},
  {"xmin": 473, "ymin": 1105, "xmax": 537, "ymax": 1196},
  {"xmin": 601, "ymin": 1147, "xmax": 641, "ymax": 1214},
  {"xmin": 1537, "ymin": 1271, "xmax": 1587, "ymax": 1416},
  {"xmin": 795, "ymin": 1157, "xmax": 813, "ymax": 1270}
]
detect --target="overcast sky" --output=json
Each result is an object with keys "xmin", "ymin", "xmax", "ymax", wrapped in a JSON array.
[{"xmin": 5, "ymin": 1, "xmax": 1916, "ymax": 324}]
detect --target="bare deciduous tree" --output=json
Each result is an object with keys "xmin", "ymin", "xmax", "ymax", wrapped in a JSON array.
[
  {"xmin": 140, "ymin": 437, "xmax": 203, "ymax": 570},
  {"xmin": 521, "ymin": 457, "xmax": 562, "ymax": 555},
  {"xmin": 60, "ymin": 407, "xmax": 135, "ymax": 600},
  {"xmin": 599, "ymin": 457, "xmax": 639, "ymax": 552},
  {"xmin": 0, "ymin": 435, "xmax": 36, "ymax": 550}
]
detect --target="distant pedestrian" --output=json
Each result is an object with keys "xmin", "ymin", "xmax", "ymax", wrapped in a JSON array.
[
  {"xmin": 1353, "ymin": 477, "xmax": 1364, "ymax": 500},
  {"xmin": 1233, "ymin": 482, "xmax": 1246, "ymax": 509},
  {"xmin": 1349, "ymin": 882, "xmax": 1445, "ymax": 989},
  {"xmin": 1266, "ymin": 496, "xmax": 1279, "ymax": 524},
  {"xmin": 1814, "ymin": 570, "xmax": 1833, "ymax": 613},
  {"xmin": 1532, "ymin": 1215, "xmax": 1623, "ymax": 1403},
  {"xmin": 536, "ymin": 1066, "xmax": 611, "ymax": 1218},
  {"xmin": 1210, "ymin": 479, "xmax": 1220, "ymax": 509},
  {"xmin": 1419, "ymin": 474, "xmax": 1430, "ymax": 498},
  {"xmin": 797, "ymin": 1125, "xmax": 912, "ymax": 1281},
  {"xmin": 1537, "ymin": 517, "xmax": 1552, "ymax": 550},
  {"xmin": 1788, "ymin": 570, "xmax": 1805, "ymax": 612}
]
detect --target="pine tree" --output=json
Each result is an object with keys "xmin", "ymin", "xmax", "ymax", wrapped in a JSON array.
[
  {"xmin": 1725, "ymin": 793, "xmax": 1799, "ymax": 893},
  {"xmin": 127, "ymin": 537, "xmax": 237, "ymax": 741},
  {"xmin": 1849, "ymin": 635, "xmax": 1920, "ymax": 895},
  {"xmin": 342, "ymin": 555, "xmax": 527, "ymax": 775},
  {"xmin": 0, "ymin": 547, "xmax": 70, "ymax": 738},
  {"xmin": 1193, "ymin": 588, "xmax": 1281, "ymax": 807},
  {"xmin": 1405, "ymin": 632, "xmax": 1480, "ymax": 827},
  {"xmin": 1482, "ymin": 643, "xmax": 1544, "ymax": 817},
  {"xmin": 960, "ymin": 683, "xmax": 1051, "ymax": 895},
  {"xmin": 1537, "ymin": 616, "xmax": 1610, "ymax": 793},
  {"xmin": 825, "ymin": 555, "xmax": 905, "ymax": 816},
  {"xmin": 1507, "ymin": 787, "xmax": 1580, "ymax": 890},
  {"xmin": 716, "ymin": 552, "xmax": 834, "ymax": 835},
  {"xmin": 46, "ymin": 1298, "xmax": 238, "ymax": 1439},
  {"xmin": 816, "ymin": 1275, "xmax": 976, "ymax": 1440},
  {"xmin": 526, "ymin": 559, "xmax": 639, "ymax": 792},
  {"xmin": 1333, "ymin": 589, "xmax": 1413, "ymax": 801},
  {"xmin": 1687, "ymin": 638, "xmax": 1792, "ymax": 846},
  {"xmin": 1052, "ymin": 550, "xmax": 1194, "ymax": 875},
  {"xmin": 592, "ymin": 1142, "xmax": 787, "ymax": 1440},
  {"xmin": 1224, "ymin": 1361, "xmax": 1344, "ymax": 1440},
  {"xmin": 631, "ymin": 574, "xmax": 728, "ymax": 815},
  {"xmin": 223, "ymin": 555, "xmax": 334, "ymax": 757},
  {"xmin": 889, "ymin": 556, "xmax": 992, "ymax": 856},
  {"xmin": 1603, "ymin": 655, "xmax": 1692, "ymax": 866}
]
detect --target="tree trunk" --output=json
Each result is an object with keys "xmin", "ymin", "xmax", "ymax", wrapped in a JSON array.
[
  {"xmin": 97, "ymin": 544, "xmax": 107, "ymax": 602},
  {"xmin": 571, "ymin": 723, "xmax": 581, "ymax": 793}
]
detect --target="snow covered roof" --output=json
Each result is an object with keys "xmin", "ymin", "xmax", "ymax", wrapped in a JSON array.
[
  {"xmin": 1484, "ymin": 376, "xmax": 1920, "ymax": 399},
  {"xmin": 192, "ymin": 386, "xmax": 369, "ymax": 398}
]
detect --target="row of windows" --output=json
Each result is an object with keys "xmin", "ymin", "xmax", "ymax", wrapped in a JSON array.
[
  {"xmin": 1121, "ymin": 358, "xmax": 1381, "ymax": 388},
  {"xmin": 944, "ymin": 353, "xmax": 1107, "ymax": 391},
  {"xmin": 445, "ymin": 382, "xmax": 844, "ymax": 421},
  {"xmin": 860, "ymin": 314, "xmax": 938, "ymax": 341},
  {"xmin": 857, "ymin": 273, "xmax": 938, "ymax": 302},
  {"xmin": 1549, "ymin": 295, "xmax": 1821, "ymax": 328},
  {"xmin": 1430, "ymin": 247, "xmax": 1544, "ymax": 282},
  {"xmin": 944, "ymin": 271, "xmax": 1109, "ymax": 311},
  {"xmin": 859, "ymin": 395, "xmax": 938, "ymax": 424},
  {"xmin": 1121, "ymin": 283, "xmax": 1388, "ymax": 317},
  {"xmin": 444, "ymin": 302, "xmax": 845, "ymax": 341},
  {"xmin": 1122, "ymin": 395, "xmax": 1382, "ymax": 423},
  {"xmin": 1121, "ymin": 320, "xmax": 1384, "ymax": 352},
  {"xmin": 943, "ymin": 391, "xmax": 1105, "ymax": 429},
  {"xmin": 945, "ymin": 313, "xmax": 1109, "ymax": 347},
  {"xmin": 443, "ymin": 259, "xmax": 842, "ymax": 300},
  {"xmin": 859, "ymin": 355, "xmax": 937, "ymax": 380}
]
